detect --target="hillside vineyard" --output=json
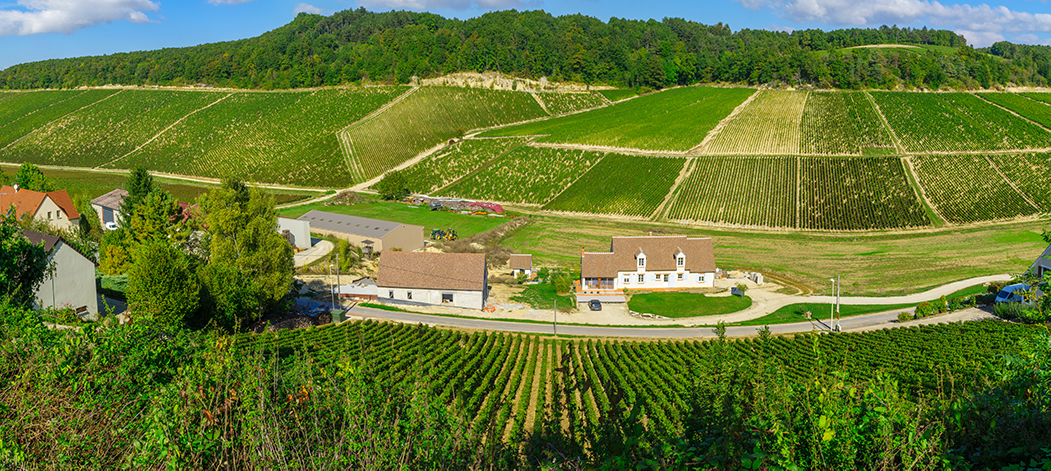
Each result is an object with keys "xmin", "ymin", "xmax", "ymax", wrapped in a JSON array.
[{"xmin": 5, "ymin": 85, "xmax": 1051, "ymax": 230}]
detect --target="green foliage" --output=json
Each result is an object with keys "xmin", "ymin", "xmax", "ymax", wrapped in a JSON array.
[
  {"xmin": 543, "ymin": 154, "xmax": 685, "ymax": 217},
  {"xmin": 195, "ymin": 261, "xmax": 262, "ymax": 331},
  {"xmin": 628, "ymin": 291, "xmax": 752, "ymax": 318},
  {"xmin": 510, "ymin": 283, "xmax": 575, "ymax": 310},
  {"xmin": 534, "ymin": 92, "xmax": 606, "ymax": 115},
  {"xmin": 440, "ymin": 146, "xmax": 601, "ymax": 204},
  {"xmin": 345, "ymin": 86, "xmax": 546, "ymax": 181},
  {"xmin": 12, "ymin": 162, "xmax": 57, "ymax": 192},
  {"xmin": 913, "ymin": 155, "xmax": 1037, "ymax": 224},
  {"xmin": 120, "ymin": 166, "xmax": 155, "ymax": 218},
  {"xmin": 127, "ymin": 238, "xmax": 200, "ymax": 328},
  {"xmin": 988, "ymin": 152, "xmax": 1051, "ymax": 212},
  {"xmin": 128, "ymin": 189, "xmax": 190, "ymax": 245},
  {"xmin": 484, "ymin": 86, "xmax": 753, "ymax": 151},
  {"xmin": 669, "ymin": 156, "xmax": 797, "ymax": 228},
  {"xmin": 915, "ymin": 301, "xmax": 934, "ymax": 318},
  {"xmin": 597, "ymin": 89, "xmax": 637, "ymax": 102},
  {"xmin": 375, "ymin": 170, "xmax": 410, "ymax": 201},
  {"xmin": 800, "ymin": 157, "xmax": 929, "ymax": 229},
  {"xmin": 978, "ymin": 92, "xmax": 1051, "ymax": 129},
  {"xmin": 0, "ymin": 90, "xmax": 119, "ymax": 149},
  {"xmin": 897, "ymin": 311, "xmax": 913, "ymax": 322},
  {"xmin": 705, "ymin": 90, "xmax": 807, "ymax": 154},
  {"xmin": 0, "ymin": 216, "xmax": 50, "ymax": 307},
  {"xmin": 551, "ymin": 271, "xmax": 574, "ymax": 296}
]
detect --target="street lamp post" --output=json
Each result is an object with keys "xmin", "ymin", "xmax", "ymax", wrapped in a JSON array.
[
  {"xmin": 835, "ymin": 274, "xmax": 841, "ymax": 331},
  {"xmin": 829, "ymin": 278, "xmax": 835, "ymax": 331}
]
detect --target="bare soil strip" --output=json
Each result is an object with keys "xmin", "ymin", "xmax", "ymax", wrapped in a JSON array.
[
  {"xmin": 651, "ymin": 157, "xmax": 694, "ymax": 220},
  {"xmin": 525, "ymin": 342, "xmax": 551, "ymax": 435},
  {"xmin": 101, "ymin": 92, "xmax": 232, "ymax": 169},
  {"xmin": 686, "ymin": 88, "xmax": 760, "ymax": 156},
  {"xmin": 3, "ymin": 89, "xmax": 124, "ymax": 152},
  {"xmin": 984, "ymin": 155, "xmax": 1042, "ymax": 211}
]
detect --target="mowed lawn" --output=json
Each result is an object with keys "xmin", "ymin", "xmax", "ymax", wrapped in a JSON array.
[
  {"xmin": 481, "ymin": 86, "xmax": 755, "ymax": 151},
  {"xmin": 278, "ymin": 197, "xmax": 509, "ymax": 238},
  {"xmin": 628, "ymin": 292, "xmax": 752, "ymax": 318}
]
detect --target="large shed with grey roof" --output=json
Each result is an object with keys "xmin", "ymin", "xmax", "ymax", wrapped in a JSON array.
[{"xmin": 297, "ymin": 210, "xmax": 424, "ymax": 253}]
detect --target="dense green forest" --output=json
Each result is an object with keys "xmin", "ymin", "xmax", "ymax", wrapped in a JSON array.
[{"xmin": 0, "ymin": 8, "xmax": 1047, "ymax": 90}]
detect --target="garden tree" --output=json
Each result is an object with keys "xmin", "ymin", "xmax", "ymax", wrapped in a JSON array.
[
  {"xmin": 193, "ymin": 262, "xmax": 262, "ymax": 331},
  {"xmin": 0, "ymin": 215, "xmax": 50, "ymax": 308},
  {"xmin": 73, "ymin": 194, "xmax": 103, "ymax": 241},
  {"xmin": 126, "ymin": 238, "xmax": 200, "ymax": 328},
  {"xmin": 13, "ymin": 163, "xmax": 56, "ymax": 192},
  {"xmin": 128, "ymin": 189, "xmax": 191, "ymax": 245},
  {"xmin": 120, "ymin": 166, "xmax": 155, "ymax": 218},
  {"xmin": 376, "ymin": 170, "xmax": 410, "ymax": 200},
  {"xmin": 198, "ymin": 179, "xmax": 293, "ymax": 318}
]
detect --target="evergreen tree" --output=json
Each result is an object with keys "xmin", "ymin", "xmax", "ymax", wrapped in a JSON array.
[{"xmin": 13, "ymin": 163, "xmax": 57, "ymax": 192}]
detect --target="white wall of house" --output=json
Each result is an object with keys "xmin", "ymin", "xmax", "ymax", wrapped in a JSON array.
[
  {"xmin": 33, "ymin": 197, "xmax": 78, "ymax": 232},
  {"xmin": 379, "ymin": 287, "xmax": 486, "ymax": 310},
  {"xmin": 511, "ymin": 268, "xmax": 532, "ymax": 278},
  {"xmin": 613, "ymin": 270, "xmax": 715, "ymax": 290},
  {"xmin": 277, "ymin": 218, "xmax": 312, "ymax": 250},
  {"xmin": 34, "ymin": 242, "xmax": 98, "ymax": 318},
  {"xmin": 91, "ymin": 203, "xmax": 122, "ymax": 228}
]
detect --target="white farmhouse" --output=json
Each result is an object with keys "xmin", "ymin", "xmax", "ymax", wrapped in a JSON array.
[
  {"xmin": 90, "ymin": 189, "xmax": 128, "ymax": 230},
  {"xmin": 376, "ymin": 252, "xmax": 489, "ymax": 310},
  {"xmin": 509, "ymin": 254, "xmax": 533, "ymax": 279},
  {"xmin": 580, "ymin": 235, "xmax": 716, "ymax": 292},
  {"xmin": 23, "ymin": 230, "xmax": 99, "ymax": 319}
]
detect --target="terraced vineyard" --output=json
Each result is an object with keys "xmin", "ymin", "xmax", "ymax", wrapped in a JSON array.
[
  {"xmin": 113, "ymin": 88, "xmax": 404, "ymax": 186},
  {"xmin": 800, "ymin": 91, "xmax": 894, "ymax": 154},
  {"xmin": 668, "ymin": 156, "xmax": 798, "ymax": 228},
  {"xmin": 871, "ymin": 92, "xmax": 1051, "ymax": 152},
  {"xmin": 977, "ymin": 92, "xmax": 1051, "ymax": 129},
  {"xmin": 535, "ymin": 92, "xmax": 606, "ymax": 115},
  {"xmin": 703, "ymin": 90, "xmax": 806, "ymax": 154},
  {"xmin": 344, "ymin": 87, "xmax": 547, "ymax": 182},
  {"xmin": 438, "ymin": 146, "xmax": 602, "ymax": 204},
  {"xmin": 482, "ymin": 86, "xmax": 754, "ymax": 151},
  {"xmin": 5, "ymin": 90, "xmax": 222, "ymax": 167},
  {"xmin": 799, "ymin": 157, "xmax": 928, "ymax": 230},
  {"xmin": 401, "ymin": 138, "xmax": 529, "ymax": 193},
  {"xmin": 988, "ymin": 152, "xmax": 1051, "ymax": 210},
  {"xmin": 912, "ymin": 155, "xmax": 1037, "ymax": 223},
  {"xmin": 542, "ymin": 154, "xmax": 686, "ymax": 217},
  {"xmin": 233, "ymin": 319, "xmax": 1040, "ymax": 446},
  {"xmin": 0, "ymin": 89, "xmax": 119, "ymax": 149}
]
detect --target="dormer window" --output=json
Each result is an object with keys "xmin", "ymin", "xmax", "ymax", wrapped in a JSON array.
[
  {"xmin": 637, "ymin": 257, "xmax": 645, "ymax": 267},
  {"xmin": 677, "ymin": 256, "xmax": 684, "ymax": 266}
]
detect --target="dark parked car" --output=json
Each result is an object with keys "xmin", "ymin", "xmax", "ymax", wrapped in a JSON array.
[{"xmin": 588, "ymin": 299, "xmax": 602, "ymax": 311}]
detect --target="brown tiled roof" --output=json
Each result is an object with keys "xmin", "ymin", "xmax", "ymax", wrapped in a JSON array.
[
  {"xmin": 90, "ymin": 189, "xmax": 128, "ymax": 210},
  {"xmin": 509, "ymin": 254, "xmax": 532, "ymax": 270},
  {"xmin": 0, "ymin": 186, "xmax": 79, "ymax": 220},
  {"xmin": 377, "ymin": 252, "xmax": 487, "ymax": 291},
  {"xmin": 21, "ymin": 230, "xmax": 60, "ymax": 252},
  {"xmin": 581, "ymin": 252, "xmax": 617, "ymax": 278},
  {"xmin": 582, "ymin": 236, "xmax": 715, "ymax": 278}
]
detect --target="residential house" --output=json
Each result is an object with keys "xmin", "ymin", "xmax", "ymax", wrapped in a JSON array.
[
  {"xmin": 0, "ymin": 185, "xmax": 80, "ymax": 231},
  {"xmin": 376, "ymin": 252, "xmax": 488, "ymax": 310},
  {"xmin": 22, "ymin": 230, "xmax": 99, "ymax": 319},
  {"xmin": 1030, "ymin": 244, "xmax": 1051, "ymax": 277},
  {"xmin": 90, "ymin": 189, "xmax": 128, "ymax": 229},
  {"xmin": 298, "ymin": 210, "xmax": 423, "ymax": 253},
  {"xmin": 580, "ymin": 235, "xmax": 716, "ymax": 292},
  {"xmin": 509, "ymin": 254, "xmax": 534, "ymax": 279}
]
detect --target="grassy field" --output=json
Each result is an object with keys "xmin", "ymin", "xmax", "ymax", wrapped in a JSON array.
[
  {"xmin": 596, "ymin": 89, "xmax": 637, "ymax": 102},
  {"xmin": 627, "ymin": 292, "xmax": 753, "ymax": 318},
  {"xmin": 400, "ymin": 137, "xmax": 529, "ymax": 193},
  {"xmin": 482, "ymin": 86, "xmax": 754, "ymax": 151},
  {"xmin": 703, "ymin": 90, "xmax": 806, "ymax": 154},
  {"xmin": 438, "ymin": 146, "xmax": 602, "ymax": 204},
  {"xmin": 735, "ymin": 302, "xmax": 916, "ymax": 326},
  {"xmin": 344, "ymin": 87, "xmax": 547, "ymax": 181},
  {"xmin": 912, "ymin": 155, "xmax": 1038, "ymax": 224},
  {"xmin": 276, "ymin": 197, "xmax": 509, "ymax": 238},
  {"xmin": 800, "ymin": 91, "xmax": 894, "ymax": 154},
  {"xmin": 871, "ymin": 92, "xmax": 1051, "ymax": 152},
  {"xmin": 542, "ymin": 154, "xmax": 685, "ymax": 217},
  {"xmin": 111, "ymin": 88, "xmax": 404, "ymax": 187}
]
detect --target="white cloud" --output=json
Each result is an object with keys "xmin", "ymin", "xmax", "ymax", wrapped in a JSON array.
[
  {"xmin": 207, "ymin": 0, "xmax": 256, "ymax": 4},
  {"xmin": 0, "ymin": 0, "xmax": 159, "ymax": 36},
  {"xmin": 294, "ymin": 3, "xmax": 325, "ymax": 14},
  {"xmin": 736, "ymin": 0, "xmax": 1051, "ymax": 47},
  {"xmin": 1013, "ymin": 32, "xmax": 1051, "ymax": 45},
  {"xmin": 357, "ymin": 0, "xmax": 529, "ymax": 11}
]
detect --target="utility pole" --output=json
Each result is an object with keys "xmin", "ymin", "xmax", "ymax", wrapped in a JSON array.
[
  {"xmin": 829, "ymin": 278, "xmax": 835, "ymax": 332},
  {"xmin": 329, "ymin": 256, "xmax": 335, "ymax": 312},
  {"xmin": 835, "ymin": 275, "xmax": 841, "ymax": 332},
  {"xmin": 553, "ymin": 299, "xmax": 558, "ymax": 337},
  {"xmin": 335, "ymin": 253, "xmax": 341, "ymax": 312}
]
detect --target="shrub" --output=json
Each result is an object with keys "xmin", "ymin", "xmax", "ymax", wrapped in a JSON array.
[
  {"xmin": 897, "ymin": 312, "xmax": 913, "ymax": 323},
  {"xmin": 1020, "ymin": 308, "xmax": 1049, "ymax": 324},
  {"xmin": 938, "ymin": 295, "xmax": 949, "ymax": 313},
  {"xmin": 993, "ymin": 302, "xmax": 1025, "ymax": 320},
  {"xmin": 916, "ymin": 302, "xmax": 934, "ymax": 318}
]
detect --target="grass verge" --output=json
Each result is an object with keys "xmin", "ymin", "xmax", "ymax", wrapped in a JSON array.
[{"xmin": 628, "ymin": 292, "xmax": 752, "ymax": 318}]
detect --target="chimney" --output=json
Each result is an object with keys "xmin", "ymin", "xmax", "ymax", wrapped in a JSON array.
[
  {"xmin": 581, "ymin": 247, "xmax": 585, "ymax": 257},
  {"xmin": 12, "ymin": 184, "xmax": 18, "ymax": 192}
]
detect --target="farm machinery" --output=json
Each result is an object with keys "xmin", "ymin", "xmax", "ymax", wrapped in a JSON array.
[{"xmin": 430, "ymin": 228, "xmax": 458, "ymax": 241}]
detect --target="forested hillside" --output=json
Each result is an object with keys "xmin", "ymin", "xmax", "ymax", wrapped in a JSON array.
[{"xmin": 0, "ymin": 8, "xmax": 1046, "ymax": 90}]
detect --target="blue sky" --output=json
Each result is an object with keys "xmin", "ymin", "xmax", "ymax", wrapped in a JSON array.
[{"xmin": 3, "ymin": 0, "xmax": 1051, "ymax": 70}]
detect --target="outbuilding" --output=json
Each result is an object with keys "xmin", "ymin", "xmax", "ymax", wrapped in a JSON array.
[
  {"xmin": 90, "ymin": 189, "xmax": 128, "ymax": 229},
  {"xmin": 509, "ymin": 254, "xmax": 534, "ymax": 279},
  {"xmin": 23, "ymin": 230, "xmax": 99, "ymax": 319},
  {"xmin": 297, "ymin": 210, "xmax": 423, "ymax": 253},
  {"xmin": 376, "ymin": 252, "xmax": 488, "ymax": 310}
]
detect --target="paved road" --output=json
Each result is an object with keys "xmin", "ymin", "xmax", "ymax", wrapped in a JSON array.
[
  {"xmin": 347, "ymin": 304, "xmax": 994, "ymax": 338},
  {"xmin": 293, "ymin": 240, "xmax": 334, "ymax": 267},
  {"xmin": 806, "ymin": 274, "xmax": 1010, "ymax": 305}
]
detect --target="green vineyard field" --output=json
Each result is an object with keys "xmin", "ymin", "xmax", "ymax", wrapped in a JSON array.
[
  {"xmin": 111, "ymin": 88, "xmax": 404, "ymax": 186},
  {"xmin": 988, "ymin": 152, "xmax": 1051, "ymax": 211},
  {"xmin": 596, "ymin": 89, "xmax": 636, "ymax": 102},
  {"xmin": 482, "ymin": 86, "xmax": 754, "ymax": 151},
  {"xmin": 871, "ymin": 92, "xmax": 1051, "ymax": 152},
  {"xmin": 535, "ymin": 92, "xmax": 606, "ymax": 115},
  {"xmin": 232, "ymin": 319, "xmax": 1041, "ymax": 444},
  {"xmin": 799, "ymin": 157, "xmax": 928, "ymax": 230},
  {"xmin": 5, "ymin": 90, "xmax": 222, "ymax": 167},
  {"xmin": 703, "ymin": 90, "xmax": 806, "ymax": 154},
  {"xmin": 542, "ymin": 154, "xmax": 686, "ymax": 217},
  {"xmin": 0, "ymin": 89, "xmax": 119, "ymax": 150},
  {"xmin": 668, "ymin": 156, "xmax": 797, "ymax": 228},
  {"xmin": 438, "ymin": 145, "xmax": 602, "ymax": 204},
  {"xmin": 401, "ymin": 137, "xmax": 529, "ymax": 193},
  {"xmin": 800, "ymin": 91, "xmax": 894, "ymax": 154},
  {"xmin": 344, "ymin": 87, "xmax": 547, "ymax": 182},
  {"xmin": 978, "ymin": 92, "xmax": 1051, "ymax": 129},
  {"xmin": 912, "ymin": 155, "xmax": 1037, "ymax": 223}
]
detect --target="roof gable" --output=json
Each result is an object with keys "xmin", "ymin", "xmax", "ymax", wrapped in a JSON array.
[
  {"xmin": 46, "ymin": 190, "xmax": 79, "ymax": 220},
  {"xmin": 0, "ymin": 187, "xmax": 79, "ymax": 220},
  {"xmin": 509, "ymin": 254, "xmax": 532, "ymax": 270},
  {"xmin": 377, "ymin": 252, "xmax": 487, "ymax": 291},
  {"xmin": 91, "ymin": 188, "xmax": 128, "ymax": 210}
]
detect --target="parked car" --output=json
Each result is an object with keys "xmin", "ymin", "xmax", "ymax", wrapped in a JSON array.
[
  {"xmin": 995, "ymin": 283, "xmax": 1032, "ymax": 304},
  {"xmin": 588, "ymin": 299, "xmax": 602, "ymax": 311},
  {"xmin": 104, "ymin": 222, "xmax": 119, "ymax": 231}
]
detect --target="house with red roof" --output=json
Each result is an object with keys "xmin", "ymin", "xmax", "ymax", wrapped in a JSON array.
[{"xmin": 0, "ymin": 185, "xmax": 80, "ymax": 231}]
